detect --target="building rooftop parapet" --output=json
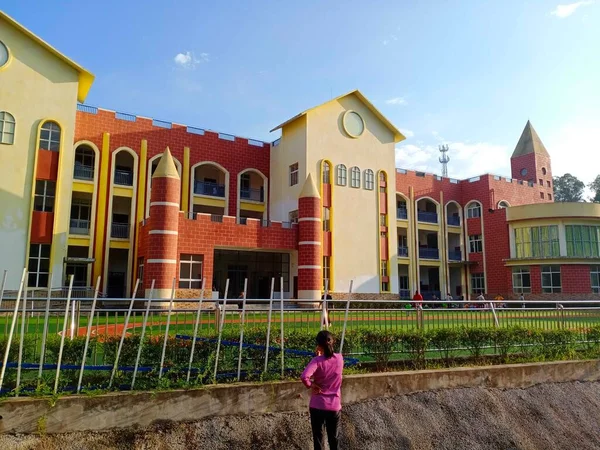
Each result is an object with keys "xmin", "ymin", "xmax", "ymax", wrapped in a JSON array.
[
  {"xmin": 396, "ymin": 168, "xmax": 539, "ymax": 189},
  {"xmin": 76, "ymin": 103, "xmax": 269, "ymax": 148}
]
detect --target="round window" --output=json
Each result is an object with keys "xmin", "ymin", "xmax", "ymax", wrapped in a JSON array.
[
  {"xmin": 0, "ymin": 41, "xmax": 9, "ymax": 68},
  {"xmin": 542, "ymin": 167, "xmax": 547, "ymax": 175},
  {"xmin": 343, "ymin": 111, "xmax": 365, "ymax": 138},
  {"xmin": 520, "ymin": 168, "xmax": 528, "ymax": 177}
]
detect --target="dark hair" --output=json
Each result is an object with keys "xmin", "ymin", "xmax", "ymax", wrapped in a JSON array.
[{"xmin": 316, "ymin": 330, "xmax": 335, "ymax": 358}]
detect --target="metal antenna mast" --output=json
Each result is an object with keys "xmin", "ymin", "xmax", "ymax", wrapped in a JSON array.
[{"xmin": 439, "ymin": 144, "xmax": 450, "ymax": 178}]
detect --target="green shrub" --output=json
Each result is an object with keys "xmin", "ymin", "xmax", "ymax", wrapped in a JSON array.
[
  {"xmin": 360, "ymin": 329, "xmax": 400, "ymax": 371},
  {"xmin": 428, "ymin": 328, "xmax": 461, "ymax": 366},
  {"xmin": 401, "ymin": 330, "xmax": 430, "ymax": 369},
  {"xmin": 460, "ymin": 327, "xmax": 493, "ymax": 359}
]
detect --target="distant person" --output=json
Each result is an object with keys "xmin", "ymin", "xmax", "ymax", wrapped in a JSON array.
[
  {"xmin": 301, "ymin": 331, "xmax": 343, "ymax": 450},
  {"xmin": 494, "ymin": 294, "xmax": 505, "ymax": 308},
  {"xmin": 477, "ymin": 293, "xmax": 486, "ymax": 309},
  {"xmin": 321, "ymin": 292, "xmax": 332, "ymax": 327},
  {"xmin": 520, "ymin": 294, "xmax": 525, "ymax": 309},
  {"xmin": 412, "ymin": 290, "xmax": 423, "ymax": 308},
  {"xmin": 237, "ymin": 291, "xmax": 245, "ymax": 309},
  {"xmin": 447, "ymin": 292, "xmax": 455, "ymax": 308}
]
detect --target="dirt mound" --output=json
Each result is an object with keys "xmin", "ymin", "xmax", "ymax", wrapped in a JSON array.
[{"xmin": 2, "ymin": 382, "xmax": 600, "ymax": 449}]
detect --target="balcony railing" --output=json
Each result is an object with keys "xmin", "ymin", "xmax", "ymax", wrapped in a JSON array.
[
  {"xmin": 419, "ymin": 247, "xmax": 439, "ymax": 259},
  {"xmin": 111, "ymin": 222, "xmax": 129, "ymax": 239},
  {"xmin": 398, "ymin": 246, "xmax": 409, "ymax": 257},
  {"xmin": 447, "ymin": 215, "xmax": 460, "ymax": 226},
  {"xmin": 240, "ymin": 187, "xmax": 264, "ymax": 202},
  {"xmin": 74, "ymin": 164, "xmax": 94, "ymax": 180},
  {"xmin": 397, "ymin": 208, "xmax": 408, "ymax": 220},
  {"xmin": 194, "ymin": 181, "xmax": 225, "ymax": 197},
  {"xmin": 399, "ymin": 289, "xmax": 411, "ymax": 299},
  {"xmin": 114, "ymin": 169, "xmax": 133, "ymax": 186},
  {"xmin": 418, "ymin": 211, "xmax": 438, "ymax": 223},
  {"xmin": 448, "ymin": 250, "xmax": 462, "ymax": 261},
  {"xmin": 69, "ymin": 219, "xmax": 90, "ymax": 235}
]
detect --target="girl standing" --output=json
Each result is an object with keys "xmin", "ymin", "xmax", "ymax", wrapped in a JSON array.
[{"xmin": 300, "ymin": 330, "xmax": 344, "ymax": 450}]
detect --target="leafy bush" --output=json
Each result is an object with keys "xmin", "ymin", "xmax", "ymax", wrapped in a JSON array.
[
  {"xmin": 360, "ymin": 329, "xmax": 400, "ymax": 371},
  {"xmin": 401, "ymin": 330, "xmax": 430, "ymax": 369},
  {"xmin": 460, "ymin": 327, "xmax": 494, "ymax": 359}
]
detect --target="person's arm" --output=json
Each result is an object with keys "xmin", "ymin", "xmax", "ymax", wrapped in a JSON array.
[{"xmin": 300, "ymin": 358, "xmax": 318, "ymax": 388}]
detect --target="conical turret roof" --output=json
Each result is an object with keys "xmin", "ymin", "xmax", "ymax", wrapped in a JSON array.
[
  {"xmin": 299, "ymin": 173, "xmax": 320, "ymax": 198},
  {"xmin": 511, "ymin": 121, "xmax": 549, "ymax": 158},
  {"xmin": 152, "ymin": 147, "xmax": 180, "ymax": 179}
]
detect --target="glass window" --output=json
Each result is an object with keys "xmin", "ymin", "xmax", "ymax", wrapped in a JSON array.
[
  {"xmin": 512, "ymin": 267, "xmax": 531, "ymax": 293},
  {"xmin": 471, "ymin": 273, "xmax": 485, "ymax": 295},
  {"xmin": 28, "ymin": 244, "xmax": 51, "ymax": 287},
  {"xmin": 380, "ymin": 260, "xmax": 388, "ymax": 277},
  {"xmin": 541, "ymin": 265, "xmax": 561, "ymax": 293},
  {"xmin": 364, "ymin": 169, "xmax": 374, "ymax": 190},
  {"xmin": 322, "ymin": 162, "xmax": 330, "ymax": 184},
  {"xmin": 289, "ymin": 163, "xmax": 298, "ymax": 186},
  {"xmin": 350, "ymin": 166, "xmax": 360, "ymax": 188},
  {"xmin": 515, "ymin": 226, "xmax": 560, "ymax": 258},
  {"xmin": 323, "ymin": 207, "xmax": 331, "ymax": 232},
  {"xmin": 469, "ymin": 234, "xmax": 482, "ymax": 253},
  {"xmin": 0, "ymin": 111, "xmax": 15, "ymax": 145},
  {"xmin": 179, "ymin": 254, "xmax": 203, "ymax": 289},
  {"xmin": 137, "ymin": 258, "xmax": 144, "ymax": 284},
  {"xmin": 592, "ymin": 266, "xmax": 600, "ymax": 294},
  {"xmin": 39, "ymin": 121, "xmax": 61, "ymax": 152},
  {"xmin": 566, "ymin": 225, "xmax": 600, "ymax": 258},
  {"xmin": 498, "ymin": 201, "xmax": 510, "ymax": 209},
  {"xmin": 466, "ymin": 202, "xmax": 481, "ymax": 218},
  {"xmin": 336, "ymin": 164, "xmax": 347, "ymax": 186},
  {"xmin": 322, "ymin": 256, "xmax": 330, "ymax": 291},
  {"xmin": 288, "ymin": 210, "xmax": 298, "ymax": 224},
  {"xmin": 34, "ymin": 180, "xmax": 56, "ymax": 212}
]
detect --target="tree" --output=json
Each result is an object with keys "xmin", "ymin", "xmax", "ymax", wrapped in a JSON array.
[
  {"xmin": 589, "ymin": 175, "xmax": 600, "ymax": 203},
  {"xmin": 553, "ymin": 173, "xmax": 585, "ymax": 202}
]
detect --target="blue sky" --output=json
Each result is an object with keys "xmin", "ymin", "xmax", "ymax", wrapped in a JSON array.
[{"xmin": 4, "ymin": 1, "xmax": 599, "ymax": 185}]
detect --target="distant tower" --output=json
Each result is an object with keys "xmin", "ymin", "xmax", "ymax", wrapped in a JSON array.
[
  {"xmin": 439, "ymin": 144, "xmax": 450, "ymax": 178},
  {"xmin": 145, "ymin": 147, "xmax": 181, "ymax": 299},
  {"xmin": 297, "ymin": 174, "xmax": 323, "ymax": 301}
]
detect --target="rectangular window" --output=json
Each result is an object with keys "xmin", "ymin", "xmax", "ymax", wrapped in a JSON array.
[
  {"xmin": 541, "ymin": 265, "xmax": 561, "ymax": 293},
  {"xmin": 470, "ymin": 273, "xmax": 485, "ymax": 295},
  {"xmin": 288, "ymin": 210, "xmax": 298, "ymax": 224},
  {"xmin": 137, "ymin": 258, "xmax": 144, "ymax": 284},
  {"xmin": 179, "ymin": 254, "xmax": 203, "ymax": 289},
  {"xmin": 28, "ymin": 244, "xmax": 50, "ymax": 287},
  {"xmin": 514, "ymin": 226, "xmax": 560, "ymax": 258},
  {"xmin": 547, "ymin": 181, "xmax": 551, "ymax": 188},
  {"xmin": 548, "ymin": 194, "xmax": 552, "ymax": 201},
  {"xmin": 566, "ymin": 225, "xmax": 600, "ymax": 258},
  {"xmin": 289, "ymin": 163, "xmax": 298, "ymax": 186},
  {"xmin": 380, "ymin": 214, "xmax": 387, "ymax": 227},
  {"xmin": 469, "ymin": 234, "xmax": 483, "ymax": 253},
  {"xmin": 322, "ymin": 256, "xmax": 330, "ymax": 291},
  {"xmin": 380, "ymin": 260, "xmax": 388, "ymax": 277},
  {"xmin": 467, "ymin": 203, "xmax": 481, "ymax": 218},
  {"xmin": 34, "ymin": 180, "xmax": 56, "ymax": 212},
  {"xmin": 512, "ymin": 267, "xmax": 531, "ymax": 293},
  {"xmin": 540, "ymin": 192, "xmax": 545, "ymax": 199},
  {"xmin": 323, "ymin": 207, "xmax": 331, "ymax": 232},
  {"xmin": 592, "ymin": 266, "xmax": 600, "ymax": 294},
  {"xmin": 539, "ymin": 179, "xmax": 543, "ymax": 186}
]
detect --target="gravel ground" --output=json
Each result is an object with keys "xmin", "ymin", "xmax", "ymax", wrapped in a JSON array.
[{"xmin": 2, "ymin": 381, "xmax": 600, "ymax": 450}]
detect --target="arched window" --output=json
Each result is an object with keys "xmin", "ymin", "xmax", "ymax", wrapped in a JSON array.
[
  {"xmin": 0, "ymin": 111, "xmax": 15, "ymax": 145},
  {"xmin": 39, "ymin": 121, "xmax": 61, "ymax": 152},
  {"xmin": 498, "ymin": 201, "xmax": 510, "ymax": 209},
  {"xmin": 379, "ymin": 171, "xmax": 386, "ymax": 183},
  {"xmin": 322, "ymin": 161, "xmax": 331, "ymax": 184},
  {"xmin": 467, "ymin": 202, "xmax": 482, "ymax": 218},
  {"xmin": 350, "ymin": 166, "xmax": 360, "ymax": 188},
  {"xmin": 364, "ymin": 169, "xmax": 374, "ymax": 190},
  {"xmin": 336, "ymin": 164, "xmax": 347, "ymax": 186}
]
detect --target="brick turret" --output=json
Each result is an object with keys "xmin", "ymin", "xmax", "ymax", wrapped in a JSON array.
[
  {"xmin": 298, "ymin": 174, "xmax": 323, "ymax": 301},
  {"xmin": 145, "ymin": 147, "xmax": 180, "ymax": 299}
]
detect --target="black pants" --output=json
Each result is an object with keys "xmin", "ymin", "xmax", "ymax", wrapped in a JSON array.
[{"xmin": 310, "ymin": 407, "xmax": 340, "ymax": 450}]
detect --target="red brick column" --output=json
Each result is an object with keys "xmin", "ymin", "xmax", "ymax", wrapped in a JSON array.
[{"xmin": 298, "ymin": 174, "xmax": 322, "ymax": 300}]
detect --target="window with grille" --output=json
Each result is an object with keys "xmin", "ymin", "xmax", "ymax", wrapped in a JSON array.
[
  {"xmin": 179, "ymin": 254, "xmax": 203, "ymax": 288},
  {"xmin": 515, "ymin": 226, "xmax": 560, "ymax": 258},
  {"xmin": 336, "ymin": 164, "xmax": 347, "ymax": 186},
  {"xmin": 39, "ymin": 121, "xmax": 61, "ymax": 151},
  {"xmin": 137, "ymin": 258, "xmax": 144, "ymax": 284},
  {"xmin": 323, "ymin": 207, "xmax": 331, "ymax": 232},
  {"xmin": 322, "ymin": 256, "xmax": 330, "ymax": 290},
  {"xmin": 289, "ymin": 163, "xmax": 298, "ymax": 186},
  {"xmin": 350, "ymin": 166, "xmax": 360, "ymax": 188},
  {"xmin": 34, "ymin": 180, "xmax": 56, "ymax": 212},
  {"xmin": 322, "ymin": 162, "xmax": 330, "ymax": 184},
  {"xmin": 364, "ymin": 169, "xmax": 374, "ymax": 190},
  {"xmin": 28, "ymin": 244, "xmax": 50, "ymax": 287},
  {"xmin": 466, "ymin": 202, "xmax": 481, "ymax": 218},
  {"xmin": 470, "ymin": 273, "xmax": 485, "ymax": 295},
  {"xmin": 566, "ymin": 225, "xmax": 600, "ymax": 258},
  {"xmin": 512, "ymin": 267, "xmax": 531, "ymax": 293},
  {"xmin": 541, "ymin": 265, "xmax": 561, "ymax": 293},
  {"xmin": 592, "ymin": 266, "xmax": 600, "ymax": 294},
  {"xmin": 469, "ymin": 234, "xmax": 482, "ymax": 253},
  {"xmin": 0, "ymin": 111, "xmax": 15, "ymax": 145},
  {"xmin": 288, "ymin": 210, "xmax": 298, "ymax": 224}
]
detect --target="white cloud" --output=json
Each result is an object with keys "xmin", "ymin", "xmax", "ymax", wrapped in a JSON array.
[
  {"xmin": 173, "ymin": 51, "xmax": 209, "ymax": 69},
  {"xmin": 400, "ymin": 129, "xmax": 414, "ymax": 138},
  {"xmin": 395, "ymin": 141, "xmax": 510, "ymax": 180},
  {"xmin": 551, "ymin": 1, "xmax": 593, "ymax": 18},
  {"xmin": 382, "ymin": 39, "xmax": 389, "ymax": 46},
  {"xmin": 386, "ymin": 97, "xmax": 407, "ymax": 106}
]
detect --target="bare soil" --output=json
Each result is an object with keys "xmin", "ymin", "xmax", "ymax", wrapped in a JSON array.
[{"xmin": 2, "ymin": 381, "xmax": 600, "ymax": 449}]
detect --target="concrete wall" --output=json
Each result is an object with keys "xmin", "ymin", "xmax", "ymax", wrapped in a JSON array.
[{"xmin": 1, "ymin": 359, "xmax": 598, "ymax": 435}]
